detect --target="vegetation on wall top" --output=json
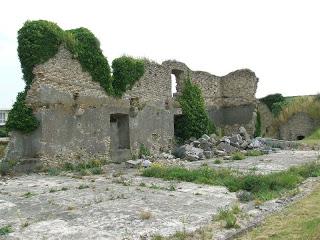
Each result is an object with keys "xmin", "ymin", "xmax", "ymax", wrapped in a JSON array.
[
  {"xmin": 8, "ymin": 20, "xmax": 145, "ymax": 133},
  {"xmin": 272, "ymin": 96, "xmax": 320, "ymax": 131},
  {"xmin": 260, "ymin": 93, "xmax": 285, "ymax": 113},
  {"xmin": 112, "ymin": 56, "xmax": 145, "ymax": 96},
  {"xmin": 174, "ymin": 76, "xmax": 215, "ymax": 141}
]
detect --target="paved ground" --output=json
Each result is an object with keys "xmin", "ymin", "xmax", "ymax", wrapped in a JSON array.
[
  {"xmin": 187, "ymin": 150, "xmax": 320, "ymax": 174},
  {"xmin": 0, "ymin": 150, "xmax": 319, "ymax": 240}
]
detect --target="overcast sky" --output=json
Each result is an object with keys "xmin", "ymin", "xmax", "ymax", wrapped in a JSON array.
[{"xmin": 1, "ymin": 0, "xmax": 319, "ymax": 108}]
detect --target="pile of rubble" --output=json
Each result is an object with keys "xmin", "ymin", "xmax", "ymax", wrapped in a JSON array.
[
  {"xmin": 172, "ymin": 126, "xmax": 273, "ymax": 161},
  {"xmin": 126, "ymin": 127, "xmax": 274, "ymax": 167}
]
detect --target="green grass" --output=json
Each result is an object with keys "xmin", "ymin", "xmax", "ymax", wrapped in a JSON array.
[
  {"xmin": 0, "ymin": 144, "xmax": 7, "ymax": 158},
  {"xmin": 305, "ymin": 128, "xmax": 320, "ymax": 140},
  {"xmin": 231, "ymin": 152, "xmax": 246, "ymax": 160},
  {"xmin": 0, "ymin": 225, "xmax": 13, "ymax": 235},
  {"xmin": 142, "ymin": 163, "xmax": 320, "ymax": 201},
  {"xmin": 214, "ymin": 159, "xmax": 222, "ymax": 164},
  {"xmin": 238, "ymin": 184, "xmax": 320, "ymax": 240},
  {"xmin": 215, "ymin": 205, "xmax": 241, "ymax": 229},
  {"xmin": 47, "ymin": 159, "xmax": 104, "ymax": 176},
  {"xmin": 246, "ymin": 149, "xmax": 264, "ymax": 157},
  {"xmin": 23, "ymin": 192, "xmax": 36, "ymax": 198}
]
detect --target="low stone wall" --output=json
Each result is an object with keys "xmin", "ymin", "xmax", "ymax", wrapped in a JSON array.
[{"xmin": 279, "ymin": 112, "xmax": 318, "ymax": 140}]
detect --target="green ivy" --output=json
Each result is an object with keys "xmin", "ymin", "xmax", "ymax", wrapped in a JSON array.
[
  {"xmin": 112, "ymin": 56, "xmax": 145, "ymax": 97},
  {"xmin": 174, "ymin": 76, "xmax": 215, "ymax": 141},
  {"xmin": 9, "ymin": 20, "xmax": 144, "ymax": 133},
  {"xmin": 260, "ymin": 94, "xmax": 285, "ymax": 112},
  {"xmin": 254, "ymin": 111, "xmax": 261, "ymax": 137},
  {"xmin": 6, "ymin": 91, "xmax": 39, "ymax": 133},
  {"xmin": 17, "ymin": 20, "xmax": 64, "ymax": 88},
  {"xmin": 67, "ymin": 28, "xmax": 113, "ymax": 94}
]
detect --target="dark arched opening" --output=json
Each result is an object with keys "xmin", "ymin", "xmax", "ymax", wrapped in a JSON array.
[{"xmin": 297, "ymin": 135, "xmax": 305, "ymax": 140}]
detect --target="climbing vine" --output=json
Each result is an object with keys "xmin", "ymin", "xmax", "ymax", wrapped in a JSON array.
[
  {"xmin": 8, "ymin": 20, "xmax": 144, "ymax": 133},
  {"xmin": 112, "ymin": 56, "xmax": 145, "ymax": 96},
  {"xmin": 6, "ymin": 91, "xmax": 39, "ymax": 133}
]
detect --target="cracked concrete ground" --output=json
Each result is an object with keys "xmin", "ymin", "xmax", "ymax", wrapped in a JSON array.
[
  {"xmin": 0, "ymin": 150, "xmax": 319, "ymax": 240},
  {"xmin": 187, "ymin": 150, "xmax": 320, "ymax": 174}
]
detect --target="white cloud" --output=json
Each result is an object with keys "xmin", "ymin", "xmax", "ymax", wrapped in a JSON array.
[{"xmin": 0, "ymin": 0, "xmax": 319, "ymax": 108}]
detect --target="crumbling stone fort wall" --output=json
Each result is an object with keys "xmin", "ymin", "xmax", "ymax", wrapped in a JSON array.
[
  {"xmin": 2, "ymin": 20, "xmax": 259, "ymax": 167},
  {"xmin": 162, "ymin": 60, "xmax": 258, "ymax": 136}
]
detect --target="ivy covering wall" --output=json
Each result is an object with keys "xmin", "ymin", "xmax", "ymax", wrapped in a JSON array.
[{"xmin": 7, "ymin": 20, "xmax": 145, "ymax": 133}]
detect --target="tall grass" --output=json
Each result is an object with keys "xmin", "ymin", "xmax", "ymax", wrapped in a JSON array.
[
  {"xmin": 142, "ymin": 163, "xmax": 320, "ymax": 201},
  {"xmin": 273, "ymin": 96, "xmax": 320, "ymax": 130}
]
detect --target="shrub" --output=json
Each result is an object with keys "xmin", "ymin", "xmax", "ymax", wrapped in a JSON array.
[
  {"xmin": 139, "ymin": 144, "xmax": 150, "ymax": 158},
  {"xmin": 254, "ymin": 111, "xmax": 261, "ymax": 137},
  {"xmin": 260, "ymin": 93, "xmax": 285, "ymax": 112},
  {"xmin": 232, "ymin": 152, "xmax": 246, "ymax": 160},
  {"xmin": 216, "ymin": 206, "xmax": 239, "ymax": 229},
  {"xmin": 0, "ymin": 127, "xmax": 8, "ymax": 137},
  {"xmin": 112, "ymin": 56, "xmax": 145, "ymax": 96},
  {"xmin": 5, "ymin": 91, "xmax": 39, "ymax": 133},
  {"xmin": 246, "ymin": 150, "xmax": 263, "ymax": 157},
  {"xmin": 175, "ymin": 76, "xmax": 215, "ymax": 141},
  {"xmin": 0, "ymin": 225, "xmax": 13, "ymax": 235}
]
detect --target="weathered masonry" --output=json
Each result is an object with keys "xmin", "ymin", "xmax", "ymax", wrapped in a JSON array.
[{"xmin": 4, "ymin": 46, "xmax": 258, "ymax": 165}]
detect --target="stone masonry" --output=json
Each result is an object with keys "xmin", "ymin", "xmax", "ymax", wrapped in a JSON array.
[{"xmin": 2, "ymin": 46, "xmax": 259, "ymax": 166}]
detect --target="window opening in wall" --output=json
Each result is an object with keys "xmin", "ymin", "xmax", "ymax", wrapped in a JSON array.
[
  {"xmin": 171, "ymin": 69, "xmax": 183, "ymax": 97},
  {"xmin": 171, "ymin": 74, "xmax": 177, "ymax": 97}
]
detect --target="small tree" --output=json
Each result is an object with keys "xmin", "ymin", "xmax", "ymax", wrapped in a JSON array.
[{"xmin": 175, "ymin": 76, "xmax": 215, "ymax": 141}]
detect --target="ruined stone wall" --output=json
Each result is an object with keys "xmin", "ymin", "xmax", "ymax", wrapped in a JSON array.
[
  {"xmin": 4, "ymin": 46, "xmax": 174, "ymax": 165},
  {"xmin": 279, "ymin": 112, "xmax": 318, "ymax": 140},
  {"xmin": 161, "ymin": 60, "xmax": 258, "ymax": 135},
  {"xmin": 258, "ymin": 102, "xmax": 274, "ymax": 137},
  {"xmin": 4, "ymin": 45, "xmax": 259, "ymax": 168}
]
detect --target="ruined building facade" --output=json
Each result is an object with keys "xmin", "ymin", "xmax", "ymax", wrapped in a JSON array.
[{"xmin": 3, "ymin": 46, "xmax": 258, "ymax": 165}]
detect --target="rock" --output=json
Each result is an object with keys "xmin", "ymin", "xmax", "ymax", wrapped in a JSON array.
[
  {"xmin": 142, "ymin": 159, "xmax": 152, "ymax": 168},
  {"xmin": 201, "ymin": 134, "xmax": 211, "ymax": 141},
  {"xmin": 223, "ymin": 155, "xmax": 232, "ymax": 160},
  {"xmin": 210, "ymin": 133, "xmax": 219, "ymax": 142},
  {"xmin": 203, "ymin": 151, "xmax": 213, "ymax": 159},
  {"xmin": 199, "ymin": 139, "xmax": 212, "ymax": 151},
  {"xmin": 239, "ymin": 126, "xmax": 250, "ymax": 141},
  {"xmin": 161, "ymin": 152, "xmax": 175, "ymax": 159},
  {"xmin": 240, "ymin": 141, "xmax": 249, "ymax": 149},
  {"xmin": 228, "ymin": 134, "xmax": 243, "ymax": 146},
  {"xmin": 214, "ymin": 150, "xmax": 227, "ymax": 156},
  {"xmin": 250, "ymin": 138, "xmax": 262, "ymax": 148},
  {"xmin": 192, "ymin": 140, "xmax": 201, "ymax": 148},
  {"xmin": 217, "ymin": 142, "xmax": 238, "ymax": 154},
  {"xmin": 125, "ymin": 159, "xmax": 142, "ymax": 168},
  {"xmin": 185, "ymin": 154, "xmax": 199, "ymax": 161},
  {"xmin": 236, "ymin": 190, "xmax": 254, "ymax": 202},
  {"xmin": 173, "ymin": 145, "xmax": 204, "ymax": 161},
  {"xmin": 220, "ymin": 136, "xmax": 231, "ymax": 144},
  {"xmin": 189, "ymin": 137, "xmax": 197, "ymax": 142}
]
